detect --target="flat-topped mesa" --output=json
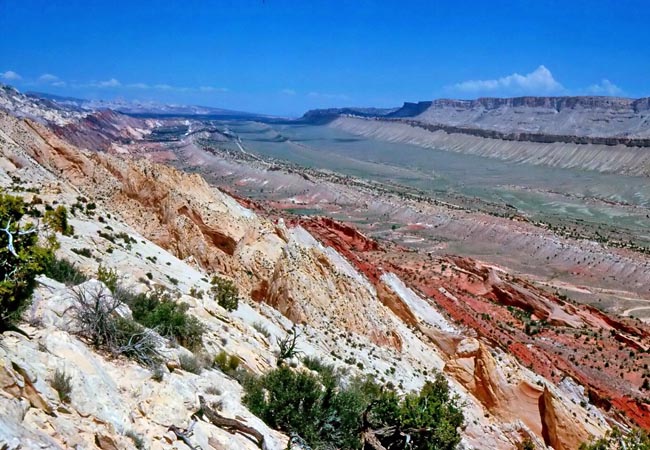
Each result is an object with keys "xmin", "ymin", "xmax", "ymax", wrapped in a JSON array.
[
  {"xmin": 426, "ymin": 96, "xmax": 649, "ymax": 111},
  {"xmin": 385, "ymin": 95, "xmax": 650, "ymax": 116},
  {"xmin": 400, "ymin": 95, "xmax": 650, "ymax": 139},
  {"xmin": 312, "ymin": 95, "xmax": 650, "ymax": 139}
]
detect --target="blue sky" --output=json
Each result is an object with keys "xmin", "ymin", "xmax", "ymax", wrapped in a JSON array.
[{"xmin": 1, "ymin": 0, "xmax": 649, "ymax": 116}]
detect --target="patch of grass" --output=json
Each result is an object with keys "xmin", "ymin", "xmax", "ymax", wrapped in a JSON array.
[
  {"xmin": 205, "ymin": 386, "xmax": 222, "ymax": 395},
  {"xmin": 151, "ymin": 365, "xmax": 165, "ymax": 382},
  {"xmin": 42, "ymin": 257, "xmax": 88, "ymax": 286},
  {"xmin": 252, "ymin": 321, "xmax": 271, "ymax": 339},
  {"xmin": 71, "ymin": 247, "xmax": 92, "ymax": 258},
  {"xmin": 51, "ymin": 369, "xmax": 72, "ymax": 403},
  {"xmin": 214, "ymin": 350, "xmax": 241, "ymax": 374}
]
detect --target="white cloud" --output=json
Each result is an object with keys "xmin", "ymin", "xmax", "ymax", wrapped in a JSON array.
[
  {"xmin": 97, "ymin": 78, "xmax": 121, "ymax": 88},
  {"xmin": 154, "ymin": 84, "xmax": 173, "ymax": 90},
  {"xmin": 1, "ymin": 70, "xmax": 21, "ymax": 81},
  {"xmin": 451, "ymin": 65, "xmax": 564, "ymax": 95},
  {"xmin": 38, "ymin": 73, "xmax": 61, "ymax": 84},
  {"xmin": 586, "ymin": 79, "xmax": 624, "ymax": 96},
  {"xmin": 280, "ymin": 88, "xmax": 296, "ymax": 96}
]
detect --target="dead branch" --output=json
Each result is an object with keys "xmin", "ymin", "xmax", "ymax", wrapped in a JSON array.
[
  {"xmin": 361, "ymin": 430, "xmax": 388, "ymax": 450},
  {"xmin": 168, "ymin": 420, "xmax": 201, "ymax": 450},
  {"xmin": 1, "ymin": 218, "xmax": 38, "ymax": 258},
  {"xmin": 194, "ymin": 395, "xmax": 266, "ymax": 449}
]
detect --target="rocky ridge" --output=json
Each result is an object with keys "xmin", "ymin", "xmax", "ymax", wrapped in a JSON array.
[{"xmin": 329, "ymin": 116, "xmax": 650, "ymax": 176}]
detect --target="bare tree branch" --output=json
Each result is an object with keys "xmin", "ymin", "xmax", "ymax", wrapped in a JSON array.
[
  {"xmin": 168, "ymin": 421, "xmax": 201, "ymax": 450},
  {"xmin": 1, "ymin": 218, "xmax": 38, "ymax": 258},
  {"xmin": 193, "ymin": 395, "xmax": 267, "ymax": 449}
]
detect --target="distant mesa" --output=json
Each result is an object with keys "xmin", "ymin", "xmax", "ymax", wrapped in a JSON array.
[{"xmin": 302, "ymin": 95, "xmax": 650, "ymax": 141}]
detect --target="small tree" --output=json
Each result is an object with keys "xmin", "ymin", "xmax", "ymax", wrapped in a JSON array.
[
  {"xmin": 210, "ymin": 275, "xmax": 239, "ymax": 311},
  {"xmin": 358, "ymin": 373, "xmax": 464, "ymax": 450},
  {"xmin": 44, "ymin": 205, "xmax": 74, "ymax": 236},
  {"xmin": 0, "ymin": 193, "xmax": 54, "ymax": 332}
]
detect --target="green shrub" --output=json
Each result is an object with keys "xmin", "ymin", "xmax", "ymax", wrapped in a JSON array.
[
  {"xmin": 44, "ymin": 205, "xmax": 74, "ymax": 236},
  {"xmin": 42, "ymin": 257, "xmax": 88, "ymax": 286},
  {"xmin": 243, "ymin": 366, "xmax": 464, "ymax": 450},
  {"xmin": 97, "ymin": 230, "xmax": 115, "ymax": 243},
  {"xmin": 214, "ymin": 350, "xmax": 241, "ymax": 374},
  {"xmin": 210, "ymin": 275, "xmax": 239, "ymax": 311},
  {"xmin": 522, "ymin": 438, "xmax": 536, "ymax": 450},
  {"xmin": 71, "ymin": 247, "xmax": 92, "ymax": 258},
  {"xmin": 580, "ymin": 427, "xmax": 650, "ymax": 450},
  {"xmin": 244, "ymin": 365, "xmax": 325, "ymax": 443},
  {"xmin": 51, "ymin": 368, "xmax": 72, "ymax": 403},
  {"xmin": 0, "ymin": 193, "xmax": 55, "ymax": 332},
  {"xmin": 118, "ymin": 286, "xmax": 204, "ymax": 351},
  {"xmin": 189, "ymin": 286, "xmax": 204, "ymax": 299},
  {"xmin": 97, "ymin": 265, "xmax": 119, "ymax": 293}
]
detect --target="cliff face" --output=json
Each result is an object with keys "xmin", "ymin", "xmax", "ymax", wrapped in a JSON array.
[
  {"xmin": 424, "ymin": 96, "xmax": 648, "ymax": 112},
  {"xmin": 385, "ymin": 101, "xmax": 433, "ymax": 118},
  {"xmin": 415, "ymin": 95, "xmax": 650, "ymax": 138}
]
